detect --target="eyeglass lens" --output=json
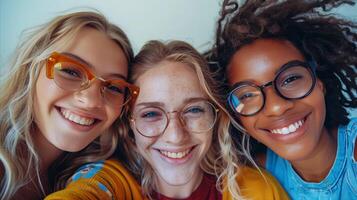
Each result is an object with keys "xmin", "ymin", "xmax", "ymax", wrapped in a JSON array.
[
  {"xmin": 51, "ymin": 59, "xmax": 130, "ymax": 107},
  {"xmin": 132, "ymin": 101, "xmax": 217, "ymax": 137},
  {"xmin": 228, "ymin": 64, "xmax": 315, "ymax": 116}
]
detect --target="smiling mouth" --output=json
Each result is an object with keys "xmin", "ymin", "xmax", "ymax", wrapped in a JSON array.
[
  {"xmin": 59, "ymin": 108, "xmax": 98, "ymax": 126},
  {"xmin": 159, "ymin": 148, "xmax": 193, "ymax": 159},
  {"xmin": 269, "ymin": 118, "xmax": 305, "ymax": 135}
]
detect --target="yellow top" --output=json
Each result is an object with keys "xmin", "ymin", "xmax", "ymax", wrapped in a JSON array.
[{"xmin": 45, "ymin": 159, "xmax": 289, "ymax": 200}]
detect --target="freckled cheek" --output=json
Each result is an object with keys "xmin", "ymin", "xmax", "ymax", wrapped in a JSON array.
[
  {"xmin": 134, "ymin": 132, "xmax": 155, "ymax": 151},
  {"xmin": 198, "ymin": 132, "xmax": 213, "ymax": 153}
]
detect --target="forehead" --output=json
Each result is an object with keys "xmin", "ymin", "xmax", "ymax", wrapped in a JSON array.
[
  {"xmin": 64, "ymin": 27, "xmax": 128, "ymax": 78},
  {"xmin": 227, "ymin": 39, "xmax": 305, "ymax": 84},
  {"xmin": 134, "ymin": 61, "xmax": 207, "ymax": 107}
]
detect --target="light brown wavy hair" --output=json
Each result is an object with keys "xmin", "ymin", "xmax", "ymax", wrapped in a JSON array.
[{"xmin": 126, "ymin": 40, "xmax": 246, "ymax": 199}]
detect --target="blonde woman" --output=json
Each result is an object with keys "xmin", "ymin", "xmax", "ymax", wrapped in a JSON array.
[
  {"xmin": 0, "ymin": 11, "xmax": 139, "ymax": 200},
  {"xmin": 46, "ymin": 40, "xmax": 289, "ymax": 200}
]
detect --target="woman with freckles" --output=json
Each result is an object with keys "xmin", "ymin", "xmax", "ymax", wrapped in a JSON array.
[
  {"xmin": 0, "ymin": 11, "xmax": 139, "ymax": 200},
  {"xmin": 46, "ymin": 40, "xmax": 289, "ymax": 200}
]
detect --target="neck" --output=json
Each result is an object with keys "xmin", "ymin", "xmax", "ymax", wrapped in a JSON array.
[
  {"xmin": 155, "ymin": 170, "xmax": 204, "ymax": 199},
  {"xmin": 32, "ymin": 127, "xmax": 63, "ymax": 173},
  {"xmin": 291, "ymin": 127, "xmax": 338, "ymax": 182},
  {"xmin": 14, "ymin": 127, "xmax": 63, "ymax": 199}
]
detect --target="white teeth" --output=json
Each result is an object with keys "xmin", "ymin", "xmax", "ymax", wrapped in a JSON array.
[
  {"xmin": 282, "ymin": 127, "xmax": 289, "ymax": 134},
  {"xmin": 270, "ymin": 119, "xmax": 304, "ymax": 135},
  {"xmin": 288, "ymin": 124, "xmax": 296, "ymax": 132},
  {"xmin": 160, "ymin": 149, "xmax": 191, "ymax": 159},
  {"xmin": 61, "ymin": 109, "xmax": 95, "ymax": 126}
]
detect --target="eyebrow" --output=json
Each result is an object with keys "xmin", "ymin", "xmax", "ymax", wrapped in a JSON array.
[
  {"xmin": 62, "ymin": 52, "xmax": 127, "ymax": 80},
  {"xmin": 135, "ymin": 97, "xmax": 210, "ymax": 108}
]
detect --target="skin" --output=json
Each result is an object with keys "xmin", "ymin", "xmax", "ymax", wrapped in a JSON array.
[
  {"xmin": 33, "ymin": 27, "xmax": 128, "ymax": 170},
  {"xmin": 227, "ymin": 38, "xmax": 337, "ymax": 182},
  {"xmin": 131, "ymin": 61, "xmax": 212, "ymax": 198}
]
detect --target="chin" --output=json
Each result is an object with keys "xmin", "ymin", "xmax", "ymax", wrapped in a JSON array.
[
  {"xmin": 163, "ymin": 177, "xmax": 192, "ymax": 186},
  {"xmin": 158, "ymin": 170, "xmax": 195, "ymax": 186},
  {"xmin": 55, "ymin": 141, "xmax": 90, "ymax": 152},
  {"xmin": 275, "ymin": 144, "xmax": 314, "ymax": 162}
]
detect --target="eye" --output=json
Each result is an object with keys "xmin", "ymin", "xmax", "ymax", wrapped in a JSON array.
[
  {"xmin": 281, "ymin": 74, "xmax": 303, "ymax": 87},
  {"xmin": 105, "ymin": 84, "xmax": 124, "ymax": 94},
  {"xmin": 183, "ymin": 105, "xmax": 207, "ymax": 119},
  {"xmin": 138, "ymin": 109, "xmax": 164, "ymax": 122},
  {"xmin": 55, "ymin": 63, "xmax": 83, "ymax": 80},
  {"xmin": 59, "ymin": 68, "xmax": 82, "ymax": 78},
  {"xmin": 185, "ymin": 106, "xmax": 204, "ymax": 114},
  {"xmin": 239, "ymin": 92, "xmax": 258, "ymax": 101},
  {"xmin": 141, "ymin": 111, "xmax": 160, "ymax": 118}
]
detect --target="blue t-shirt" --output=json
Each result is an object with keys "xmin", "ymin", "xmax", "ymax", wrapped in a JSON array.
[{"xmin": 266, "ymin": 118, "xmax": 357, "ymax": 200}]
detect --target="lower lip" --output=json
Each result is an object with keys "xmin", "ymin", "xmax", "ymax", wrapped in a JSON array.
[
  {"xmin": 267, "ymin": 115, "xmax": 310, "ymax": 143},
  {"xmin": 56, "ymin": 107, "xmax": 98, "ymax": 132},
  {"xmin": 157, "ymin": 147, "xmax": 195, "ymax": 165}
]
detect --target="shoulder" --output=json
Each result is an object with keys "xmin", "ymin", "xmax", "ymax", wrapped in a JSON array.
[
  {"xmin": 67, "ymin": 159, "xmax": 126, "ymax": 182},
  {"xmin": 343, "ymin": 118, "xmax": 357, "ymax": 160},
  {"xmin": 255, "ymin": 152, "xmax": 267, "ymax": 167},
  {"xmin": 346, "ymin": 118, "xmax": 357, "ymax": 136},
  {"xmin": 235, "ymin": 166, "xmax": 290, "ymax": 200},
  {"xmin": 347, "ymin": 118, "xmax": 357, "ymax": 160},
  {"xmin": 45, "ymin": 159, "xmax": 143, "ymax": 200},
  {"xmin": 71, "ymin": 159, "xmax": 139, "ymax": 186}
]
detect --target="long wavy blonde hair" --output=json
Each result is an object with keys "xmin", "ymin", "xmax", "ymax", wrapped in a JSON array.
[
  {"xmin": 0, "ymin": 11, "xmax": 133, "ymax": 199},
  {"xmin": 128, "ymin": 40, "xmax": 246, "ymax": 199}
]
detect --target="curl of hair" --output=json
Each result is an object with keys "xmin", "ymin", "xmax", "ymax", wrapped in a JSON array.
[
  {"xmin": 0, "ymin": 11, "xmax": 133, "ymax": 199},
  {"xmin": 128, "ymin": 40, "xmax": 246, "ymax": 199},
  {"xmin": 207, "ymin": 0, "xmax": 357, "ymax": 159}
]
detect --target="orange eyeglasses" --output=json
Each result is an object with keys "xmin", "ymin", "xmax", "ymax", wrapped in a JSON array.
[{"xmin": 46, "ymin": 52, "xmax": 139, "ymax": 108}]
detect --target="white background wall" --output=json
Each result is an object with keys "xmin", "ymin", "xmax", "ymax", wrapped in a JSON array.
[
  {"xmin": 0, "ymin": 0, "xmax": 356, "ymax": 117},
  {"xmin": 0, "ymin": 0, "xmax": 221, "ymax": 64}
]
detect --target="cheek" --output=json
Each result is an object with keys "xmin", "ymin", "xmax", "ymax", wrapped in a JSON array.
[
  {"xmin": 34, "ymin": 66, "xmax": 67, "ymax": 107},
  {"xmin": 239, "ymin": 116, "xmax": 256, "ymax": 133},
  {"xmin": 313, "ymin": 80, "xmax": 326, "ymax": 111},
  {"xmin": 133, "ymin": 132, "xmax": 154, "ymax": 152},
  {"xmin": 198, "ymin": 132, "xmax": 213, "ymax": 152},
  {"xmin": 105, "ymin": 107, "xmax": 122, "ymax": 125},
  {"xmin": 308, "ymin": 87, "xmax": 326, "ymax": 126},
  {"xmin": 33, "ymin": 93, "xmax": 42, "ymax": 125},
  {"xmin": 33, "ymin": 72, "xmax": 55, "ymax": 120}
]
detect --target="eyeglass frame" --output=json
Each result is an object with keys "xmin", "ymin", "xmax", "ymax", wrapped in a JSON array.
[
  {"xmin": 227, "ymin": 60, "xmax": 317, "ymax": 117},
  {"xmin": 130, "ymin": 100, "xmax": 220, "ymax": 138},
  {"xmin": 46, "ymin": 51, "xmax": 140, "ymax": 107}
]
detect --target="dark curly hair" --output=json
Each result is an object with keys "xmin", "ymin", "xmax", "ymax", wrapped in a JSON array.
[{"xmin": 209, "ymin": 0, "xmax": 357, "ymax": 131}]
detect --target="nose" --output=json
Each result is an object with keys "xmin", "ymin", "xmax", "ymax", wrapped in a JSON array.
[
  {"xmin": 262, "ymin": 87, "xmax": 294, "ymax": 117},
  {"xmin": 161, "ymin": 113, "xmax": 188, "ymax": 144},
  {"xmin": 74, "ymin": 80, "xmax": 104, "ymax": 109}
]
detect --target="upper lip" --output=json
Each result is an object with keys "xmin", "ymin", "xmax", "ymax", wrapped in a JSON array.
[
  {"xmin": 260, "ymin": 112, "xmax": 310, "ymax": 131},
  {"xmin": 57, "ymin": 106, "xmax": 104, "ymax": 121},
  {"xmin": 154, "ymin": 145, "xmax": 196, "ymax": 153}
]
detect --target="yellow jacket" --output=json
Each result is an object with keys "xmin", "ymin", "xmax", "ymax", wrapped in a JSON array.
[{"xmin": 45, "ymin": 159, "xmax": 289, "ymax": 200}]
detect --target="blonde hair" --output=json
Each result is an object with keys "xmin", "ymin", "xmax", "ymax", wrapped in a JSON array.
[
  {"xmin": 128, "ymin": 40, "xmax": 245, "ymax": 199},
  {"xmin": 0, "ymin": 11, "xmax": 133, "ymax": 199}
]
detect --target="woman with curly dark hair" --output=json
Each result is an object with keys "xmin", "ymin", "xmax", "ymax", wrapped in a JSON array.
[{"xmin": 208, "ymin": 0, "xmax": 357, "ymax": 199}]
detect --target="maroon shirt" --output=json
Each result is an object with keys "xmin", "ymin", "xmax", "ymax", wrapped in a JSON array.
[{"xmin": 152, "ymin": 173, "xmax": 222, "ymax": 200}]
